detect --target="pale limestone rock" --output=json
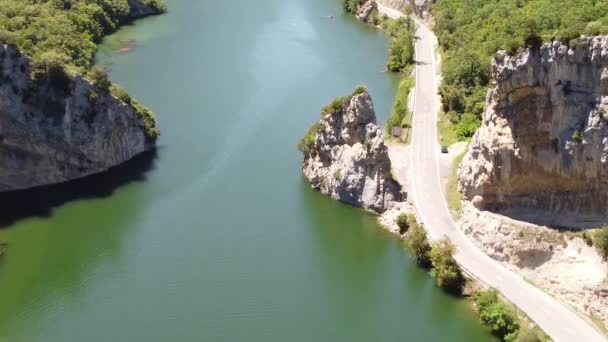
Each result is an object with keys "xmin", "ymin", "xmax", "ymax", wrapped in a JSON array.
[
  {"xmin": 301, "ymin": 91, "xmax": 402, "ymax": 213},
  {"xmin": 459, "ymin": 203, "xmax": 608, "ymax": 327},
  {"xmin": 0, "ymin": 44, "xmax": 157, "ymax": 191},
  {"xmin": 355, "ymin": 0, "xmax": 377, "ymax": 23},
  {"xmin": 459, "ymin": 36, "xmax": 608, "ymax": 227}
]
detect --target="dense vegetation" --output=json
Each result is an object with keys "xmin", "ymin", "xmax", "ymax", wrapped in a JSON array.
[
  {"xmin": 386, "ymin": 77, "xmax": 414, "ymax": 135},
  {"xmin": 0, "ymin": 0, "xmax": 165, "ymax": 71},
  {"xmin": 379, "ymin": 16, "xmax": 415, "ymax": 72},
  {"xmin": 432, "ymin": 0, "xmax": 608, "ymax": 141},
  {"xmin": 475, "ymin": 289, "xmax": 520, "ymax": 341},
  {"xmin": 0, "ymin": 0, "xmax": 165, "ymax": 137},
  {"xmin": 475, "ymin": 289, "xmax": 547, "ymax": 342}
]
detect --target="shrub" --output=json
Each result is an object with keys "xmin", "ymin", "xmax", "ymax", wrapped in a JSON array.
[
  {"xmin": 298, "ymin": 122, "xmax": 321, "ymax": 156},
  {"xmin": 386, "ymin": 77, "xmax": 414, "ymax": 132},
  {"xmin": 395, "ymin": 213, "xmax": 410, "ymax": 234},
  {"xmin": 87, "ymin": 66, "xmax": 111, "ymax": 92},
  {"xmin": 516, "ymin": 326, "xmax": 544, "ymax": 342},
  {"xmin": 475, "ymin": 289, "xmax": 520, "ymax": 341},
  {"xmin": 321, "ymin": 96, "xmax": 349, "ymax": 116},
  {"xmin": 387, "ymin": 31, "xmax": 414, "ymax": 72},
  {"xmin": 440, "ymin": 83, "xmax": 466, "ymax": 114},
  {"xmin": 455, "ymin": 112, "xmax": 481, "ymax": 140},
  {"xmin": 404, "ymin": 222, "xmax": 431, "ymax": 267},
  {"xmin": 571, "ymin": 128, "xmax": 583, "ymax": 143},
  {"xmin": 595, "ymin": 226, "xmax": 608, "ymax": 260},
  {"xmin": 132, "ymin": 98, "xmax": 160, "ymax": 139},
  {"xmin": 30, "ymin": 50, "xmax": 73, "ymax": 93},
  {"xmin": 582, "ymin": 231, "xmax": 594, "ymax": 247},
  {"xmin": 352, "ymin": 85, "xmax": 367, "ymax": 96},
  {"xmin": 429, "ymin": 239, "xmax": 464, "ymax": 293},
  {"xmin": 110, "ymin": 84, "xmax": 132, "ymax": 104},
  {"xmin": 343, "ymin": 0, "xmax": 365, "ymax": 13},
  {"xmin": 333, "ymin": 168, "xmax": 342, "ymax": 180},
  {"xmin": 443, "ymin": 52, "xmax": 489, "ymax": 89}
]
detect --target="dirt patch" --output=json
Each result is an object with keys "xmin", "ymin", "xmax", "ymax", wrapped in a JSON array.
[{"xmin": 460, "ymin": 202, "xmax": 608, "ymax": 329}]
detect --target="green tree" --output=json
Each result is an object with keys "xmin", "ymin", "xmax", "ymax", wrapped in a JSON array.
[
  {"xmin": 475, "ymin": 289, "xmax": 520, "ymax": 341},
  {"xmin": 404, "ymin": 222, "xmax": 431, "ymax": 267},
  {"xmin": 429, "ymin": 239, "xmax": 464, "ymax": 293}
]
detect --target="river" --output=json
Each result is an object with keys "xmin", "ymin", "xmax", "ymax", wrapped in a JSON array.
[{"xmin": 0, "ymin": 0, "xmax": 494, "ymax": 341}]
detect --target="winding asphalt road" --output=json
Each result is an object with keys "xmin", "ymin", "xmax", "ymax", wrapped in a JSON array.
[{"xmin": 377, "ymin": 3, "xmax": 607, "ymax": 341}]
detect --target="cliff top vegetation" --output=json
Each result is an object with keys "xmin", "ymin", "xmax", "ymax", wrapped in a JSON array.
[
  {"xmin": 0, "ymin": 0, "xmax": 164, "ymax": 71},
  {"xmin": 0, "ymin": 0, "xmax": 165, "ymax": 138},
  {"xmin": 433, "ymin": 0, "xmax": 608, "ymax": 142}
]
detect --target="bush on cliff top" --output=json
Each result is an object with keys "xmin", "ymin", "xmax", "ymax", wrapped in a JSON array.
[{"xmin": 298, "ymin": 122, "xmax": 321, "ymax": 156}]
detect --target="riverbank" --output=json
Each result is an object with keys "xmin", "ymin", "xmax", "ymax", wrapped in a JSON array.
[
  {"xmin": 346, "ymin": 1, "xmax": 608, "ymax": 340},
  {"xmin": 0, "ymin": 1, "xmax": 496, "ymax": 340}
]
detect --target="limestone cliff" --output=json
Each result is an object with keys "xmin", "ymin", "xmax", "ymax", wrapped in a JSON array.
[
  {"xmin": 459, "ymin": 36, "xmax": 608, "ymax": 227},
  {"xmin": 0, "ymin": 44, "xmax": 158, "ymax": 191},
  {"xmin": 300, "ymin": 89, "xmax": 402, "ymax": 213}
]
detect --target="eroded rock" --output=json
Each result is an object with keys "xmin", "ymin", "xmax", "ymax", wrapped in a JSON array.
[
  {"xmin": 0, "ymin": 44, "xmax": 157, "ymax": 191},
  {"xmin": 300, "ymin": 90, "xmax": 402, "ymax": 213},
  {"xmin": 459, "ymin": 36, "xmax": 608, "ymax": 227}
]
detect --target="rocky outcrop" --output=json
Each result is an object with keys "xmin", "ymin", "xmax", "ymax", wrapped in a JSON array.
[
  {"xmin": 300, "ymin": 89, "xmax": 402, "ymax": 213},
  {"xmin": 459, "ymin": 36, "xmax": 608, "ymax": 227},
  {"xmin": 0, "ymin": 44, "xmax": 158, "ymax": 191},
  {"xmin": 355, "ymin": 0, "xmax": 377, "ymax": 23}
]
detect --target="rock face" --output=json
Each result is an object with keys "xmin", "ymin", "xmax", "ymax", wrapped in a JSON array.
[
  {"xmin": 355, "ymin": 0, "xmax": 377, "ymax": 23},
  {"xmin": 0, "ymin": 44, "xmax": 157, "ymax": 191},
  {"xmin": 459, "ymin": 36, "xmax": 608, "ymax": 227},
  {"xmin": 300, "ymin": 90, "xmax": 402, "ymax": 213}
]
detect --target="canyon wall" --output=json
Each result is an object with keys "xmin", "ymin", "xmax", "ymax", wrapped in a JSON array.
[
  {"xmin": 459, "ymin": 36, "xmax": 608, "ymax": 227},
  {"xmin": 0, "ymin": 44, "xmax": 158, "ymax": 191}
]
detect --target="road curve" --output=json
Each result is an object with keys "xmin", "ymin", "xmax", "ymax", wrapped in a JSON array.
[{"xmin": 376, "ymin": 2, "xmax": 607, "ymax": 341}]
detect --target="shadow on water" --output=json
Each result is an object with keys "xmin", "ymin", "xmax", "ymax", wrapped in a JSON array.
[{"xmin": 0, "ymin": 149, "xmax": 158, "ymax": 228}]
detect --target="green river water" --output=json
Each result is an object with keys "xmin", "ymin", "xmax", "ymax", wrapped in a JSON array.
[{"xmin": 0, "ymin": 0, "xmax": 495, "ymax": 341}]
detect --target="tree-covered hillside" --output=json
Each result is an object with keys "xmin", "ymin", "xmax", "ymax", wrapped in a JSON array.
[
  {"xmin": 0, "ymin": 0, "xmax": 165, "ymax": 71},
  {"xmin": 433, "ymin": 0, "xmax": 608, "ymax": 141}
]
